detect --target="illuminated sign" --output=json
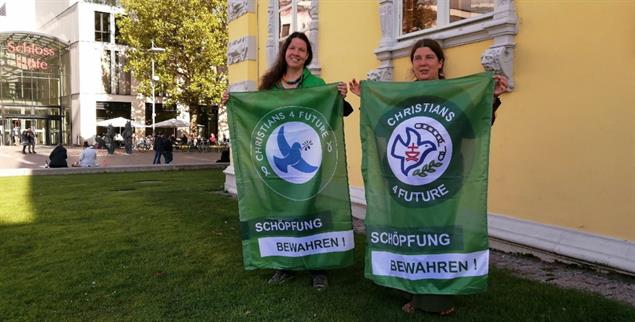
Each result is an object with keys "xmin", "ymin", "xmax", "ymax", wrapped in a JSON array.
[{"xmin": 5, "ymin": 41, "xmax": 57, "ymax": 70}]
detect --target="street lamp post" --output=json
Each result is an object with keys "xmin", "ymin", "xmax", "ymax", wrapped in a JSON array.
[{"xmin": 149, "ymin": 41, "xmax": 165, "ymax": 136}]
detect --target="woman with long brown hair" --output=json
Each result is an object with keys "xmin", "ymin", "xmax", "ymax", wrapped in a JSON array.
[{"xmin": 224, "ymin": 31, "xmax": 352, "ymax": 290}]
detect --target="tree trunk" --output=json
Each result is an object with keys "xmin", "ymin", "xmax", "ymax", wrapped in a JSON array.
[{"xmin": 189, "ymin": 104, "xmax": 200, "ymax": 135}]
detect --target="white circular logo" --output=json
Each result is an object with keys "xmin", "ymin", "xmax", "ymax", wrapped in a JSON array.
[
  {"xmin": 386, "ymin": 116, "xmax": 452, "ymax": 186},
  {"xmin": 266, "ymin": 121, "xmax": 322, "ymax": 184}
]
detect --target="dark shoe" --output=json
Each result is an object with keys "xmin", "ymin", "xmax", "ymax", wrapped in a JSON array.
[
  {"xmin": 268, "ymin": 270, "xmax": 294, "ymax": 285},
  {"xmin": 404, "ymin": 295, "xmax": 455, "ymax": 315},
  {"xmin": 402, "ymin": 301, "xmax": 416, "ymax": 314},
  {"xmin": 311, "ymin": 273, "xmax": 328, "ymax": 290},
  {"xmin": 403, "ymin": 303, "xmax": 455, "ymax": 316}
]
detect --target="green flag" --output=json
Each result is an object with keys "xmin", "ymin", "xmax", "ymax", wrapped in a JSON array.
[
  {"xmin": 227, "ymin": 84, "xmax": 354, "ymax": 271},
  {"xmin": 360, "ymin": 72, "xmax": 494, "ymax": 294}
]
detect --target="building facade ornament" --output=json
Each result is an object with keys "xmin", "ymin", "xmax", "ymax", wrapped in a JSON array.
[
  {"xmin": 367, "ymin": 66, "xmax": 393, "ymax": 81},
  {"xmin": 229, "ymin": 80, "xmax": 257, "ymax": 92},
  {"xmin": 227, "ymin": 36, "xmax": 257, "ymax": 65},
  {"xmin": 368, "ymin": 0, "xmax": 395, "ymax": 80},
  {"xmin": 307, "ymin": 0, "xmax": 321, "ymax": 76},
  {"xmin": 481, "ymin": 45, "xmax": 515, "ymax": 90},
  {"xmin": 227, "ymin": 0, "xmax": 256, "ymax": 23},
  {"xmin": 367, "ymin": 50, "xmax": 394, "ymax": 81},
  {"xmin": 266, "ymin": 0, "xmax": 277, "ymax": 68},
  {"xmin": 480, "ymin": 0, "xmax": 519, "ymax": 91},
  {"xmin": 378, "ymin": 0, "xmax": 396, "ymax": 49}
]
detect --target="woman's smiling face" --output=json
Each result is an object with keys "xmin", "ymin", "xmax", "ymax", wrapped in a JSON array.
[{"xmin": 285, "ymin": 37, "xmax": 308, "ymax": 69}]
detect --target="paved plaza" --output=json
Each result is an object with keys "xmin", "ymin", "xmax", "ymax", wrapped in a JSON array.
[{"xmin": 0, "ymin": 144, "xmax": 228, "ymax": 176}]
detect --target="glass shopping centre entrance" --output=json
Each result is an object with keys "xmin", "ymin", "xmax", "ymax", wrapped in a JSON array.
[{"xmin": 0, "ymin": 32, "xmax": 70, "ymax": 146}]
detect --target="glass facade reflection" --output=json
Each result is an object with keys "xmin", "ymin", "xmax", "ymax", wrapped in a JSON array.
[{"xmin": 0, "ymin": 32, "xmax": 70, "ymax": 145}]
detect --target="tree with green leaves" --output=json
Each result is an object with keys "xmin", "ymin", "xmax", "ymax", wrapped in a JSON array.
[{"xmin": 118, "ymin": 0, "xmax": 227, "ymax": 135}]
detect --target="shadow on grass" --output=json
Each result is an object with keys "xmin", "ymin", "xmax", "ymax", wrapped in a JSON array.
[{"xmin": 0, "ymin": 169, "xmax": 633, "ymax": 321}]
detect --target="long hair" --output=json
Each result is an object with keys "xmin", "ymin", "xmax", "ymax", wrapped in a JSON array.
[
  {"xmin": 259, "ymin": 32, "xmax": 313, "ymax": 90},
  {"xmin": 409, "ymin": 38, "xmax": 446, "ymax": 79}
]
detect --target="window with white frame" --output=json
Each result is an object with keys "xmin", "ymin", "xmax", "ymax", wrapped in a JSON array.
[
  {"xmin": 400, "ymin": 0, "xmax": 494, "ymax": 37},
  {"xmin": 370, "ymin": 0, "xmax": 517, "ymax": 87},
  {"xmin": 277, "ymin": 0, "xmax": 312, "ymax": 49},
  {"xmin": 266, "ymin": 0, "xmax": 319, "ymax": 73},
  {"xmin": 94, "ymin": 11, "xmax": 111, "ymax": 42}
]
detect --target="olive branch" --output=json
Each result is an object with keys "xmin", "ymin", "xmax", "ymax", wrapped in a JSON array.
[{"xmin": 413, "ymin": 160, "xmax": 443, "ymax": 177}]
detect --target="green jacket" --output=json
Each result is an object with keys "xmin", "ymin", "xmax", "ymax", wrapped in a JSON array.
[
  {"xmin": 271, "ymin": 67, "xmax": 353, "ymax": 116},
  {"xmin": 272, "ymin": 67, "xmax": 325, "ymax": 90}
]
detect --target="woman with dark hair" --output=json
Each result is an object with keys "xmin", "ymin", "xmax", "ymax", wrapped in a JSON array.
[
  {"xmin": 259, "ymin": 32, "xmax": 346, "ymax": 97},
  {"xmin": 350, "ymin": 38, "xmax": 507, "ymax": 117},
  {"xmin": 263, "ymin": 32, "xmax": 352, "ymax": 290},
  {"xmin": 260, "ymin": 32, "xmax": 314, "ymax": 90},
  {"xmin": 224, "ymin": 32, "xmax": 352, "ymax": 290},
  {"xmin": 350, "ymin": 38, "xmax": 508, "ymax": 315},
  {"xmin": 224, "ymin": 32, "xmax": 352, "ymax": 113}
]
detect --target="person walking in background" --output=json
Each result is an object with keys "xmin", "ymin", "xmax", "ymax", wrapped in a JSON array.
[
  {"xmin": 28, "ymin": 128, "xmax": 36, "ymax": 153},
  {"xmin": 21, "ymin": 130, "xmax": 28, "ymax": 154},
  {"xmin": 162, "ymin": 135, "xmax": 174, "ymax": 164},
  {"xmin": 47, "ymin": 143, "xmax": 68, "ymax": 168},
  {"xmin": 12, "ymin": 122, "xmax": 20, "ymax": 146},
  {"xmin": 153, "ymin": 133, "xmax": 164, "ymax": 164},
  {"xmin": 21, "ymin": 128, "xmax": 35, "ymax": 154}
]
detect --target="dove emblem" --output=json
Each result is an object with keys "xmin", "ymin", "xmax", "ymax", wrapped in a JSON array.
[
  {"xmin": 273, "ymin": 126, "xmax": 319, "ymax": 174},
  {"xmin": 391, "ymin": 127, "xmax": 437, "ymax": 176},
  {"xmin": 386, "ymin": 116, "xmax": 452, "ymax": 186},
  {"xmin": 266, "ymin": 121, "xmax": 322, "ymax": 185}
]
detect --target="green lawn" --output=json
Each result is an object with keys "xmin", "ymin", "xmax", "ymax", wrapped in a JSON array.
[{"xmin": 1, "ymin": 169, "xmax": 633, "ymax": 321}]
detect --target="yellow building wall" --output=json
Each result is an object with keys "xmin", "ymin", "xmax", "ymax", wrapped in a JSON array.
[
  {"xmin": 227, "ymin": 61, "xmax": 259, "ymax": 83},
  {"xmin": 232, "ymin": 1, "xmax": 634, "ymax": 242},
  {"xmin": 227, "ymin": 8, "xmax": 258, "ymax": 86},
  {"xmin": 488, "ymin": 1, "xmax": 635, "ymax": 240},
  {"xmin": 318, "ymin": 0, "xmax": 380, "ymax": 187},
  {"xmin": 378, "ymin": 2, "xmax": 635, "ymax": 242},
  {"xmin": 228, "ymin": 14, "xmax": 258, "ymax": 42}
]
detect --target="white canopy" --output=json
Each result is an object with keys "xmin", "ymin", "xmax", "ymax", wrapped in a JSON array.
[
  {"xmin": 96, "ymin": 117, "xmax": 145, "ymax": 128},
  {"xmin": 152, "ymin": 118, "xmax": 190, "ymax": 128}
]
